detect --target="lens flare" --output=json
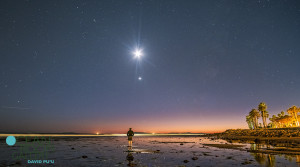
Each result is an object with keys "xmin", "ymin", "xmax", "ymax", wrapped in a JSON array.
[{"xmin": 133, "ymin": 49, "xmax": 143, "ymax": 59}]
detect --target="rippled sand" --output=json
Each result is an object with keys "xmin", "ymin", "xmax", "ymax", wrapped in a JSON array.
[{"xmin": 0, "ymin": 136, "xmax": 299, "ymax": 166}]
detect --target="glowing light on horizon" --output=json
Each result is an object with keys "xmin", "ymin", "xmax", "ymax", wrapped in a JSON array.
[{"xmin": 96, "ymin": 132, "xmax": 99, "ymax": 135}]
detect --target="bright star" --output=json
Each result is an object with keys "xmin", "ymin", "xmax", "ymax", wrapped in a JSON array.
[
  {"xmin": 133, "ymin": 48, "xmax": 143, "ymax": 59},
  {"xmin": 138, "ymin": 77, "xmax": 142, "ymax": 81}
]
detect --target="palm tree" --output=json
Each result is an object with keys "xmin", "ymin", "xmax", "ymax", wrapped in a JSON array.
[
  {"xmin": 246, "ymin": 115, "xmax": 254, "ymax": 129},
  {"xmin": 269, "ymin": 115, "xmax": 278, "ymax": 128},
  {"xmin": 277, "ymin": 112, "xmax": 285, "ymax": 128},
  {"xmin": 249, "ymin": 109, "xmax": 260, "ymax": 129},
  {"xmin": 258, "ymin": 102, "xmax": 268, "ymax": 128},
  {"xmin": 265, "ymin": 111, "xmax": 269, "ymax": 127},
  {"xmin": 287, "ymin": 105, "xmax": 299, "ymax": 126}
]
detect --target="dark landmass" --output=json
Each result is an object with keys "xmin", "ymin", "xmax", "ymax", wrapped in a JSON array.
[
  {"xmin": 209, "ymin": 128, "xmax": 300, "ymax": 139},
  {"xmin": 207, "ymin": 128, "xmax": 300, "ymax": 155}
]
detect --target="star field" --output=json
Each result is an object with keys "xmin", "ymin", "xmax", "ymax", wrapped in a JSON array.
[{"xmin": 0, "ymin": 0, "xmax": 300, "ymax": 133}]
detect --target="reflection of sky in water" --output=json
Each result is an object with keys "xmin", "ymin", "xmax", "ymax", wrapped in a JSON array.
[{"xmin": 0, "ymin": 136, "xmax": 299, "ymax": 166}]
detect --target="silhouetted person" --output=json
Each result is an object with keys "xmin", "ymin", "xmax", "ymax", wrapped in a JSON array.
[{"xmin": 127, "ymin": 128, "xmax": 134, "ymax": 148}]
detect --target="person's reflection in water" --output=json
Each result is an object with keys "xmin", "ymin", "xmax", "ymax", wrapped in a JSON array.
[{"xmin": 126, "ymin": 151, "xmax": 135, "ymax": 166}]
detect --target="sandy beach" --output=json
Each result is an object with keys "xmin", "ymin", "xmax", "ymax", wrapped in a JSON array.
[{"xmin": 1, "ymin": 135, "xmax": 299, "ymax": 167}]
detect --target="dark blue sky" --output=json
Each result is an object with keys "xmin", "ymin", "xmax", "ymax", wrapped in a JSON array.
[{"xmin": 0, "ymin": 0, "xmax": 300, "ymax": 133}]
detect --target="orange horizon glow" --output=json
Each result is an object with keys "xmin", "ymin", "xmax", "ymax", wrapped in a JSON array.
[
  {"xmin": 89, "ymin": 128, "xmax": 234, "ymax": 134},
  {"xmin": 0, "ymin": 112, "xmax": 248, "ymax": 134},
  {"xmin": 1, "ymin": 108, "xmax": 251, "ymax": 134}
]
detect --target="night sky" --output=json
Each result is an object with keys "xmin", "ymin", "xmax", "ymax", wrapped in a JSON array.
[{"xmin": 1, "ymin": 0, "xmax": 300, "ymax": 133}]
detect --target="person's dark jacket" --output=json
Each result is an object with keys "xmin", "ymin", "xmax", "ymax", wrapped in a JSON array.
[{"xmin": 127, "ymin": 130, "xmax": 134, "ymax": 136}]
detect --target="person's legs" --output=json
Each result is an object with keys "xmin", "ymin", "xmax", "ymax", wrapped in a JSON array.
[{"xmin": 128, "ymin": 140, "xmax": 132, "ymax": 150}]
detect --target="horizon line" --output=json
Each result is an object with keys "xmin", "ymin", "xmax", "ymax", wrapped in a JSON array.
[{"xmin": 0, "ymin": 133, "xmax": 207, "ymax": 137}]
